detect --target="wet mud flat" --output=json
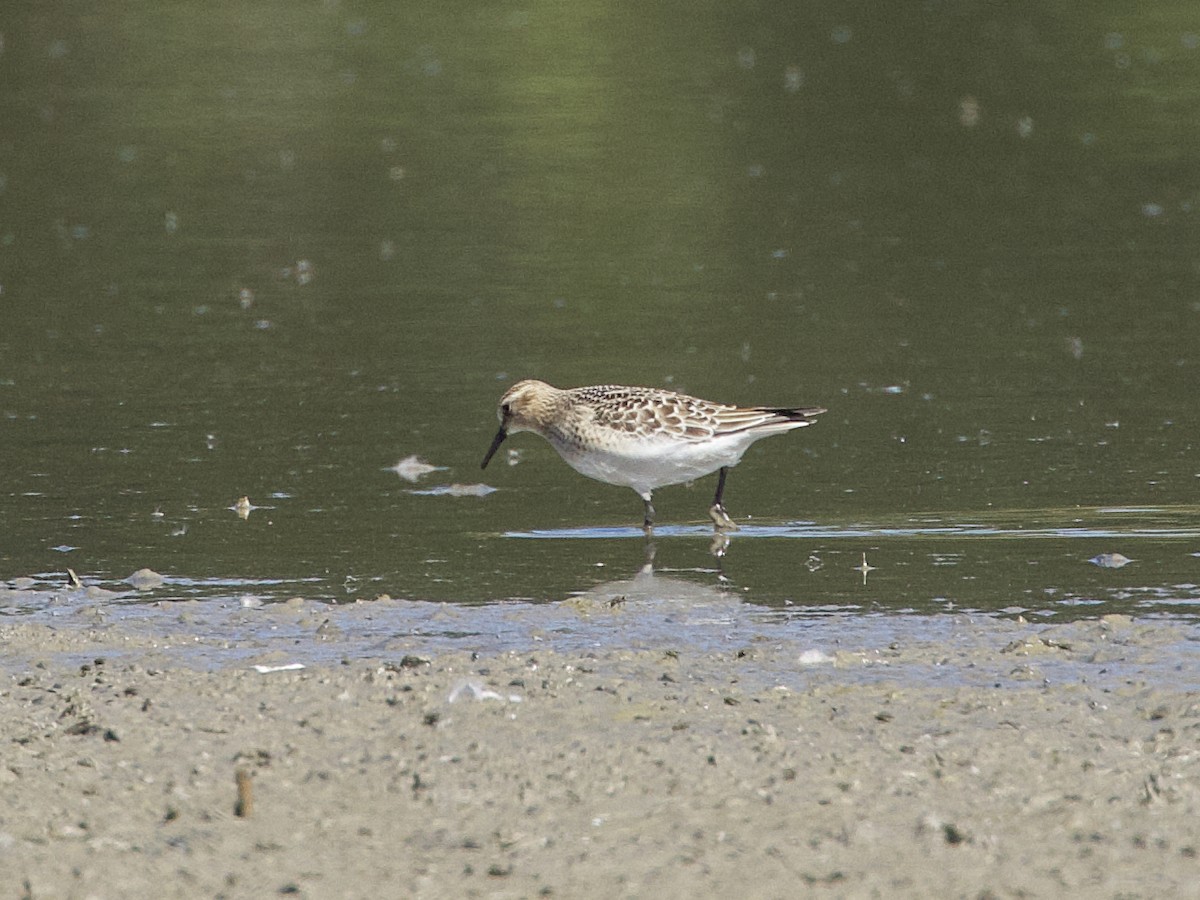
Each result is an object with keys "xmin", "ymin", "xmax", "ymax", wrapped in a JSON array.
[{"xmin": 1, "ymin": 612, "xmax": 1197, "ymax": 899}]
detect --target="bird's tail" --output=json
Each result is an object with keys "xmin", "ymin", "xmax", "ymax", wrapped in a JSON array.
[{"xmin": 765, "ymin": 405, "xmax": 826, "ymax": 423}]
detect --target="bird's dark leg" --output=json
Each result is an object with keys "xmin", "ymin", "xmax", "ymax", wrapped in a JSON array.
[
  {"xmin": 712, "ymin": 466, "xmax": 728, "ymax": 506},
  {"xmin": 642, "ymin": 493, "xmax": 656, "ymax": 533},
  {"xmin": 708, "ymin": 467, "xmax": 739, "ymax": 531}
]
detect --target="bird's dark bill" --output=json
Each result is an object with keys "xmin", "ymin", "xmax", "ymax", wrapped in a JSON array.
[{"xmin": 480, "ymin": 427, "xmax": 507, "ymax": 469}]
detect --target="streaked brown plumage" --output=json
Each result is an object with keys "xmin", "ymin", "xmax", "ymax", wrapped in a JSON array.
[{"xmin": 481, "ymin": 380, "xmax": 825, "ymax": 530}]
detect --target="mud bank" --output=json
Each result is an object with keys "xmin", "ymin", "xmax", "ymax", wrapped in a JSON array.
[{"xmin": 2, "ymin": 614, "xmax": 1197, "ymax": 898}]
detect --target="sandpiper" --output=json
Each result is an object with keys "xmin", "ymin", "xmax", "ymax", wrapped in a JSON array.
[{"xmin": 481, "ymin": 380, "xmax": 825, "ymax": 530}]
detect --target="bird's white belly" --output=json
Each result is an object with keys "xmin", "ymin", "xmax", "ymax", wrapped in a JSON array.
[{"xmin": 553, "ymin": 438, "xmax": 745, "ymax": 496}]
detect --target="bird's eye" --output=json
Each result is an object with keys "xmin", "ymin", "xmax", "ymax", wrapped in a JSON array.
[{"xmin": 501, "ymin": 403, "xmax": 511, "ymax": 415}]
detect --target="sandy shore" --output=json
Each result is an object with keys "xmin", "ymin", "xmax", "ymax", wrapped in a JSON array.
[{"xmin": 2, "ymin": 612, "xmax": 1197, "ymax": 899}]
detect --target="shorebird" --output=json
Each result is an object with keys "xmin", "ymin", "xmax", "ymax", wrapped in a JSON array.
[{"xmin": 480, "ymin": 380, "xmax": 825, "ymax": 530}]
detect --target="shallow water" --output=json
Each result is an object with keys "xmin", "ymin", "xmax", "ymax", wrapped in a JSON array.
[{"xmin": 2, "ymin": 4, "xmax": 1199, "ymax": 672}]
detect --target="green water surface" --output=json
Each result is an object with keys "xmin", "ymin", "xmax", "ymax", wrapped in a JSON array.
[{"xmin": 1, "ymin": 2, "xmax": 1198, "ymax": 619}]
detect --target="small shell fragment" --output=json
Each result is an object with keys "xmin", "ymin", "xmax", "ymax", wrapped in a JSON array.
[{"xmin": 1089, "ymin": 552, "xmax": 1132, "ymax": 569}]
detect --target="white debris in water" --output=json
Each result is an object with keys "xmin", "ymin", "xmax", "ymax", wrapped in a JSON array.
[
  {"xmin": 1089, "ymin": 552, "xmax": 1133, "ymax": 569},
  {"xmin": 125, "ymin": 568, "xmax": 165, "ymax": 591},
  {"xmin": 447, "ymin": 679, "xmax": 522, "ymax": 703},
  {"xmin": 253, "ymin": 663, "xmax": 305, "ymax": 674},
  {"xmin": 410, "ymin": 483, "xmax": 497, "ymax": 497},
  {"xmin": 230, "ymin": 496, "xmax": 256, "ymax": 519},
  {"xmin": 388, "ymin": 454, "xmax": 446, "ymax": 483},
  {"xmin": 797, "ymin": 649, "xmax": 834, "ymax": 666}
]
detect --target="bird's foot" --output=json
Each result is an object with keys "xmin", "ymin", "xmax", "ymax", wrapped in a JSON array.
[{"xmin": 708, "ymin": 504, "xmax": 739, "ymax": 531}]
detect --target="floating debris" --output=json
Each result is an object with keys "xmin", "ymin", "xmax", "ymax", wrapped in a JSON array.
[
  {"xmin": 447, "ymin": 679, "xmax": 522, "ymax": 703},
  {"xmin": 252, "ymin": 663, "xmax": 305, "ymax": 674},
  {"xmin": 798, "ymin": 649, "xmax": 834, "ymax": 666},
  {"xmin": 855, "ymin": 552, "xmax": 877, "ymax": 584},
  {"xmin": 1089, "ymin": 552, "xmax": 1133, "ymax": 569},
  {"xmin": 958, "ymin": 95, "xmax": 980, "ymax": 127},
  {"xmin": 410, "ymin": 483, "xmax": 497, "ymax": 497},
  {"xmin": 388, "ymin": 454, "xmax": 446, "ymax": 483},
  {"xmin": 125, "ymin": 568, "xmax": 164, "ymax": 591},
  {"xmin": 62, "ymin": 569, "xmax": 125, "ymax": 601}
]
